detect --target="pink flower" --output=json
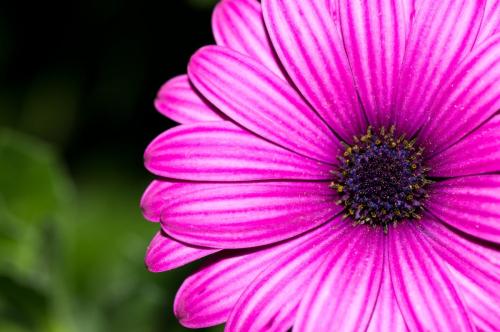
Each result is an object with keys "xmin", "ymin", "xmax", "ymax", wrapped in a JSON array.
[{"xmin": 142, "ymin": 0, "xmax": 500, "ymax": 330}]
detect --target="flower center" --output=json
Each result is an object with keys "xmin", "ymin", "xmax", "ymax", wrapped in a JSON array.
[{"xmin": 331, "ymin": 126, "xmax": 431, "ymax": 232}]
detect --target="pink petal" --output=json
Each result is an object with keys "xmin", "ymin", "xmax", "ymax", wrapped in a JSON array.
[
  {"xmin": 448, "ymin": 269, "xmax": 500, "ymax": 331},
  {"xmin": 212, "ymin": 0, "xmax": 283, "ymax": 76},
  {"xmin": 145, "ymin": 231, "xmax": 219, "ymax": 272},
  {"xmin": 367, "ymin": 253, "xmax": 408, "ymax": 332},
  {"xmin": 161, "ymin": 181, "xmax": 341, "ymax": 248},
  {"xmin": 154, "ymin": 75, "xmax": 223, "ymax": 123},
  {"xmin": 427, "ymin": 175, "xmax": 500, "ymax": 243},
  {"xmin": 418, "ymin": 33, "xmax": 500, "ymax": 154},
  {"xmin": 174, "ymin": 221, "xmax": 336, "ymax": 329},
  {"xmin": 401, "ymin": 0, "xmax": 416, "ymax": 34},
  {"xmin": 294, "ymin": 226, "xmax": 384, "ymax": 332},
  {"xmin": 337, "ymin": 0, "xmax": 409, "ymax": 128},
  {"xmin": 188, "ymin": 45, "xmax": 341, "ymax": 164},
  {"xmin": 141, "ymin": 180, "xmax": 182, "ymax": 222},
  {"xmin": 477, "ymin": 0, "xmax": 500, "ymax": 44},
  {"xmin": 225, "ymin": 219, "xmax": 348, "ymax": 332},
  {"xmin": 144, "ymin": 121, "xmax": 333, "ymax": 181},
  {"xmin": 429, "ymin": 115, "xmax": 500, "ymax": 177},
  {"xmin": 262, "ymin": 0, "xmax": 366, "ymax": 140},
  {"xmin": 394, "ymin": 0, "xmax": 485, "ymax": 135},
  {"xmin": 421, "ymin": 218, "xmax": 500, "ymax": 330},
  {"xmin": 388, "ymin": 222, "xmax": 474, "ymax": 331}
]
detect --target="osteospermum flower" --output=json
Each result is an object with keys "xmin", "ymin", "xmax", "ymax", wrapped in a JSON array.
[{"xmin": 142, "ymin": 0, "xmax": 500, "ymax": 330}]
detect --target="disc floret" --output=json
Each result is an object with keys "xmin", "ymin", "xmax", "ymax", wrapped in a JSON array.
[{"xmin": 331, "ymin": 126, "xmax": 431, "ymax": 231}]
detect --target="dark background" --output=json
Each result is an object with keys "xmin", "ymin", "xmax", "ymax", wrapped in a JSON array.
[{"xmin": 0, "ymin": 0, "xmax": 222, "ymax": 331}]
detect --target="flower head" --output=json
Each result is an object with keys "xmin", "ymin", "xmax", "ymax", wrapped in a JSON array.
[{"xmin": 142, "ymin": 0, "xmax": 500, "ymax": 330}]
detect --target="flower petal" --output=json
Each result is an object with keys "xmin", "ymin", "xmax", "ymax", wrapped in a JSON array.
[
  {"xmin": 141, "ymin": 180, "xmax": 182, "ymax": 222},
  {"xmin": 394, "ymin": 0, "xmax": 485, "ymax": 135},
  {"xmin": 427, "ymin": 175, "xmax": 500, "ymax": 243},
  {"xmin": 188, "ymin": 45, "xmax": 341, "ymax": 164},
  {"xmin": 174, "ymin": 222, "xmax": 335, "ymax": 329},
  {"xmin": 294, "ymin": 226, "xmax": 384, "ymax": 332},
  {"xmin": 144, "ymin": 122, "xmax": 333, "ymax": 181},
  {"xmin": 418, "ymin": 33, "xmax": 500, "ymax": 154},
  {"xmin": 367, "ymin": 252, "xmax": 408, "ymax": 332},
  {"xmin": 337, "ymin": 0, "xmax": 409, "ymax": 127},
  {"xmin": 262, "ymin": 0, "xmax": 366, "ymax": 140},
  {"xmin": 145, "ymin": 231, "xmax": 219, "ymax": 273},
  {"xmin": 388, "ymin": 222, "xmax": 474, "ymax": 331},
  {"xmin": 225, "ymin": 219, "xmax": 348, "ymax": 332},
  {"xmin": 429, "ymin": 115, "xmax": 500, "ymax": 177},
  {"xmin": 161, "ymin": 181, "xmax": 341, "ymax": 248},
  {"xmin": 154, "ymin": 75, "xmax": 223, "ymax": 123},
  {"xmin": 212, "ymin": 0, "xmax": 282, "ymax": 76},
  {"xmin": 421, "ymin": 217, "xmax": 500, "ymax": 331},
  {"xmin": 477, "ymin": 0, "xmax": 500, "ymax": 44},
  {"xmin": 448, "ymin": 269, "xmax": 500, "ymax": 331}
]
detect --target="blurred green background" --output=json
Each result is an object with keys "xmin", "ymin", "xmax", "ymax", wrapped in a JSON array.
[{"xmin": 0, "ymin": 0, "xmax": 222, "ymax": 331}]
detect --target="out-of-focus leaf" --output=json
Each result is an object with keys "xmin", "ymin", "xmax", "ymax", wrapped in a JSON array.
[
  {"xmin": 0, "ymin": 129, "xmax": 73, "ymax": 225},
  {"xmin": 0, "ymin": 130, "xmax": 75, "ymax": 331},
  {"xmin": 0, "ymin": 274, "xmax": 48, "ymax": 330}
]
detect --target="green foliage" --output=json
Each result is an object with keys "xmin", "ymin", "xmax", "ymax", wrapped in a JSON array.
[{"xmin": 0, "ymin": 130, "xmax": 222, "ymax": 331}]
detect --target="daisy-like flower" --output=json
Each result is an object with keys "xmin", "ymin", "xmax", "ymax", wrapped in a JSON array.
[{"xmin": 142, "ymin": 0, "xmax": 500, "ymax": 330}]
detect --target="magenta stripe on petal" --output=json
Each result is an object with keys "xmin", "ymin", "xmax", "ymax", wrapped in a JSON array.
[
  {"xmin": 145, "ymin": 231, "xmax": 219, "ymax": 272},
  {"xmin": 188, "ymin": 45, "xmax": 341, "ymax": 164},
  {"xmin": 421, "ymin": 217, "xmax": 500, "ymax": 330},
  {"xmin": 225, "ymin": 220, "xmax": 348, "ymax": 332},
  {"xmin": 212, "ymin": 0, "xmax": 283, "ymax": 76},
  {"xmin": 388, "ymin": 223, "xmax": 474, "ymax": 331},
  {"xmin": 174, "ymin": 222, "xmax": 337, "ymax": 329},
  {"xmin": 262, "ymin": 0, "xmax": 366, "ymax": 140},
  {"xmin": 418, "ymin": 33, "xmax": 500, "ymax": 155},
  {"xmin": 338, "ymin": 0, "xmax": 409, "ymax": 128},
  {"xmin": 154, "ymin": 75, "xmax": 223, "ymax": 123},
  {"xmin": 429, "ymin": 115, "xmax": 500, "ymax": 177},
  {"xmin": 294, "ymin": 226, "xmax": 384, "ymax": 332},
  {"xmin": 477, "ymin": 0, "xmax": 500, "ymax": 44},
  {"xmin": 160, "ymin": 181, "xmax": 341, "ymax": 248},
  {"xmin": 428, "ymin": 175, "xmax": 500, "ymax": 243},
  {"xmin": 395, "ymin": 0, "xmax": 485, "ymax": 136},
  {"xmin": 367, "ymin": 251, "xmax": 408, "ymax": 332},
  {"xmin": 144, "ymin": 122, "xmax": 333, "ymax": 181}
]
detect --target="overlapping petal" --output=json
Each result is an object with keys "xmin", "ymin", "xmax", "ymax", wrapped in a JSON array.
[
  {"xmin": 395, "ymin": 0, "xmax": 485, "ymax": 135},
  {"xmin": 188, "ymin": 45, "xmax": 341, "ymax": 164},
  {"xmin": 144, "ymin": 122, "xmax": 333, "ymax": 181},
  {"xmin": 225, "ymin": 220, "xmax": 348, "ymax": 332},
  {"xmin": 366, "ymin": 253, "xmax": 408, "ymax": 332},
  {"xmin": 141, "ymin": 180, "xmax": 184, "ymax": 222},
  {"xmin": 160, "ymin": 181, "xmax": 341, "ymax": 248},
  {"xmin": 145, "ymin": 231, "xmax": 219, "ymax": 272},
  {"xmin": 421, "ymin": 218, "xmax": 500, "ymax": 330},
  {"xmin": 419, "ymin": 33, "xmax": 500, "ymax": 154},
  {"xmin": 388, "ymin": 223, "xmax": 474, "ymax": 331},
  {"xmin": 427, "ymin": 175, "xmax": 500, "ymax": 243},
  {"xmin": 294, "ymin": 226, "xmax": 384, "ymax": 332},
  {"xmin": 477, "ymin": 0, "xmax": 500, "ymax": 44},
  {"xmin": 174, "ymin": 222, "xmax": 337, "ymax": 329},
  {"xmin": 429, "ymin": 115, "xmax": 500, "ymax": 177},
  {"xmin": 154, "ymin": 75, "xmax": 223, "ymax": 123},
  {"xmin": 337, "ymin": 0, "xmax": 409, "ymax": 127},
  {"xmin": 212, "ymin": 0, "xmax": 282, "ymax": 76},
  {"xmin": 262, "ymin": 0, "xmax": 366, "ymax": 140}
]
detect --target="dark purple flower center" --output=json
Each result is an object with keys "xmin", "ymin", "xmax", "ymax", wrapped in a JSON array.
[{"xmin": 331, "ymin": 126, "xmax": 431, "ymax": 231}]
